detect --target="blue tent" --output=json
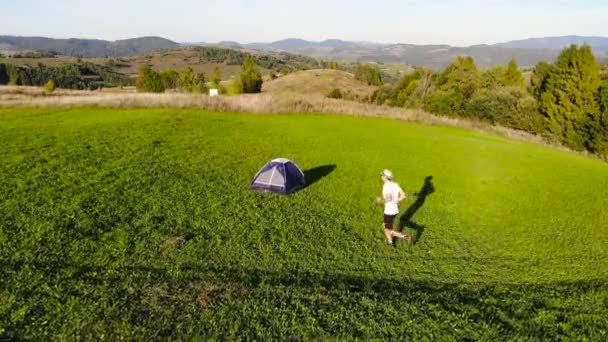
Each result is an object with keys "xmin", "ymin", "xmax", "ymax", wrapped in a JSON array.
[{"xmin": 250, "ymin": 158, "xmax": 306, "ymax": 194}]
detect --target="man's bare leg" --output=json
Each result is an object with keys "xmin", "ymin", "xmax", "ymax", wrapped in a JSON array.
[
  {"xmin": 391, "ymin": 230, "xmax": 411, "ymax": 241},
  {"xmin": 384, "ymin": 228, "xmax": 394, "ymax": 244}
]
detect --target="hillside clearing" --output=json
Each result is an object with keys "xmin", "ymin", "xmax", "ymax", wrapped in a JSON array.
[{"xmin": 263, "ymin": 69, "xmax": 377, "ymax": 97}]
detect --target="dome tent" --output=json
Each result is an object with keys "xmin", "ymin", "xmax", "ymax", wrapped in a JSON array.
[{"xmin": 250, "ymin": 158, "xmax": 306, "ymax": 194}]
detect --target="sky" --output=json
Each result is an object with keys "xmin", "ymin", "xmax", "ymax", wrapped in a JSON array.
[{"xmin": 2, "ymin": 0, "xmax": 607, "ymax": 46}]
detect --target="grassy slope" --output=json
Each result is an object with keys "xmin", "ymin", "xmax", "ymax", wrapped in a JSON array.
[
  {"xmin": 263, "ymin": 69, "xmax": 377, "ymax": 97},
  {"xmin": 0, "ymin": 108, "xmax": 607, "ymax": 340}
]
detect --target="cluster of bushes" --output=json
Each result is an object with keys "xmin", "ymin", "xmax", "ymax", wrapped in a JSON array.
[
  {"xmin": 326, "ymin": 88, "xmax": 355, "ymax": 101},
  {"xmin": 0, "ymin": 62, "xmax": 133, "ymax": 90},
  {"xmin": 136, "ymin": 65, "xmax": 207, "ymax": 93},
  {"xmin": 327, "ymin": 61, "xmax": 339, "ymax": 70},
  {"xmin": 369, "ymin": 46, "xmax": 608, "ymax": 157}
]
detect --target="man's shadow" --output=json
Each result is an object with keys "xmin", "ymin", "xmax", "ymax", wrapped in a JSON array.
[{"xmin": 399, "ymin": 176, "xmax": 435, "ymax": 244}]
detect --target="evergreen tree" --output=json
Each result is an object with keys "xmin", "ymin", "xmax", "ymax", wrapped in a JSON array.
[
  {"xmin": 482, "ymin": 65, "xmax": 506, "ymax": 89},
  {"xmin": 530, "ymin": 61, "xmax": 552, "ymax": 100},
  {"xmin": 236, "ymin": 55, "xmax": 263, "ymax": 93},
  {"xmin": 583, "ymin": 82, "xmax": 608, "ymax": 157},
  {"xmin": 0, "ymin": 64, "xmax": 8, "ymax": 85},
  {"xmin": 538, "ymin": 45, "xmax": 601, "ymax": 150},
  {"xmin": 502, "ymin": 58, "xmax": 524, "ymax": 87},
  {"xmin": 438, "ymin": 56, "xmax": 481, "ymax": 98}
]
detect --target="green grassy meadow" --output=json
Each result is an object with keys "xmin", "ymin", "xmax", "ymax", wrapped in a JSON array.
[{"xmin": 1, "ymin": 107, "xmax": 607, "ymax": 340}]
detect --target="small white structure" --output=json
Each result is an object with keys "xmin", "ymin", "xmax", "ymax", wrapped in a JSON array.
[{"xmin": 209, "ymin": 88, "xmax": 219, "ymax": 97}]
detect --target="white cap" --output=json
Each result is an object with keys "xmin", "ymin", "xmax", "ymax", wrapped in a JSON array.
[{"xmin": 381, "ymin": 169, "xmax": 393, "ymax": 179}]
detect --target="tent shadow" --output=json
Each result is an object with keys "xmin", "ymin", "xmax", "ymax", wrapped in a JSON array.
[{"xmin": 303, "ymin": 165, "xmax": 337, "ymax": 189}]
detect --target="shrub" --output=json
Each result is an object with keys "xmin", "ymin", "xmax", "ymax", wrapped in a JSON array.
[
  {"xmin": 343, "ymin": 90, "xmax": 355, "ymax": 101},
  {"xmin": 230, "ymin": 76, "xmax": 244, "ymax": 95},
  {"xmin": 370, "ymin": 86, "xmax": 394, "ymax": 105},
  {"xmin": 328, "ymin": 62, "xmax": 339, "ymax": 70},
  {"xmin": 44, "ymin": 80, "xmax": 56, "ymax": 94},
  {"xmin": 326, "ymin": 88, "xmax": 343, "ymax": 99},
  {"xmin": 160, "ymin": 70, "xmax": 179, "ymax": 90},
  {"xmin": 209, "ymin": 66, "xmax": 222, "ymax": 88},
  {"xmin": 392, "ymin": 71, "xmax": 423, "ymax": 106},
  {"xmin": 424, "ymin": 90, "xmax": 465, "ymax": 116},
  {"xmin": 136, "ymin": 65, "xmax": 165, "ymax": 93},
  {"xmin": 464, "ymin": 87, "xmax": 543, "ymax": 131}
]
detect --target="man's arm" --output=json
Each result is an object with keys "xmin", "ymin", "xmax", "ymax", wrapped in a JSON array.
[{"xmin": 397, "ymin": 188, "xmax": 407, "ymax": 202}]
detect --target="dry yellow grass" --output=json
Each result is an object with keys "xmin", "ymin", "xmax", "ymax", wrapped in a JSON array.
[
  {"xmin": 264, "ymin": 69, "xmax": 376, "ymax": 97},
  {"xmin": 0, "ymin": 85, "xmax": 585, "ymax": 155}
]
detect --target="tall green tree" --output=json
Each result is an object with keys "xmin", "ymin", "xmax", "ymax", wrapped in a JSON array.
[
  {"xmin": 438, "ymin": 56, "xmax": 481, "ymax": 98},
  {"xmin": 354, "ymin": 64, "xmax": 383, "ymax": 86},
  {"xmin": 0, "ymin": 64, "xmax": 8, "ymax": 85},
  {"xmin": 234, "ymin": 55, "xmax": 263, "ymax": 94},
  {"xmin": 502, "ymin": 58, "xmax": 524, "ymax": 87},
  {"xmin": 582, "ymin": 82, "xmax": 608, "ymax": 157},
  {"xmin": 538, "ymin": 45, "xmax": 601, "ymax": 150},
  {"xmin": 530, "ymin": 61, "xmax": 552, "ymax": 100}
]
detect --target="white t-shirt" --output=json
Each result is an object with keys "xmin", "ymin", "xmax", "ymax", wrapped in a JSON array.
[{"xmin": 383, "ymin": 181, "xmax": 404, "ymax": 215}]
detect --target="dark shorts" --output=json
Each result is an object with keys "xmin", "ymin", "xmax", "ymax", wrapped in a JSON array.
[{"xmin": 384, "ymin": 214, "xmax": 397, "ymax": 230}]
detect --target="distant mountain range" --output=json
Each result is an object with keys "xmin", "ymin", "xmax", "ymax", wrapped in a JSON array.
[
  {"xmin": 199, "ymin": 37, "xmax": 608, "ymax": 68},
  {"xmin": 2, "ymin": 35, "xmax": 607, "ymax": 69},
  {"xmin": 0, "ymin": 36, "xmax": 179, "ymax": 57},
  {"xmin": 495, "ymin": 36, "xmax": 608, "ymax": 52}
]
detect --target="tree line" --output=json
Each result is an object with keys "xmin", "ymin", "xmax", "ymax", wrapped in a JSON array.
[
  {"xmin": 194, "ymin": 47, "xmax": 324, "ymax": 74},
  {"xmin": 365, "ymin": 45, "xmax": 608, "ymax": 157},
  {"xmin": 0, "ymin": 62, "xmax": 133, "ymax": 90},
  {"xmin": 136, "ymin": 55, "xmax": 263, "ymax": 94}
]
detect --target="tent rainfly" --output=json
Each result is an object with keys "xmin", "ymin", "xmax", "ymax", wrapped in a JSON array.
[{"xmin": 250, "ymin": 158, "xmax": 306, "ymax": 194}]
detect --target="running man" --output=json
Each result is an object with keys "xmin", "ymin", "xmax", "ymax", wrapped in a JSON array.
[{"xmin": 378, "ymin": 169, "xmax": 412, "ymax": 245}]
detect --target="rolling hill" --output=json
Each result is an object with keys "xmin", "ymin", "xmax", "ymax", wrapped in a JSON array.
[
  {"xmin": 0, "ymin": 36, "xmax": 179, "ymax": 57},
  {"xmin": 263, "ymin": 69, "xmax": 377, "ymax": 97}
]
